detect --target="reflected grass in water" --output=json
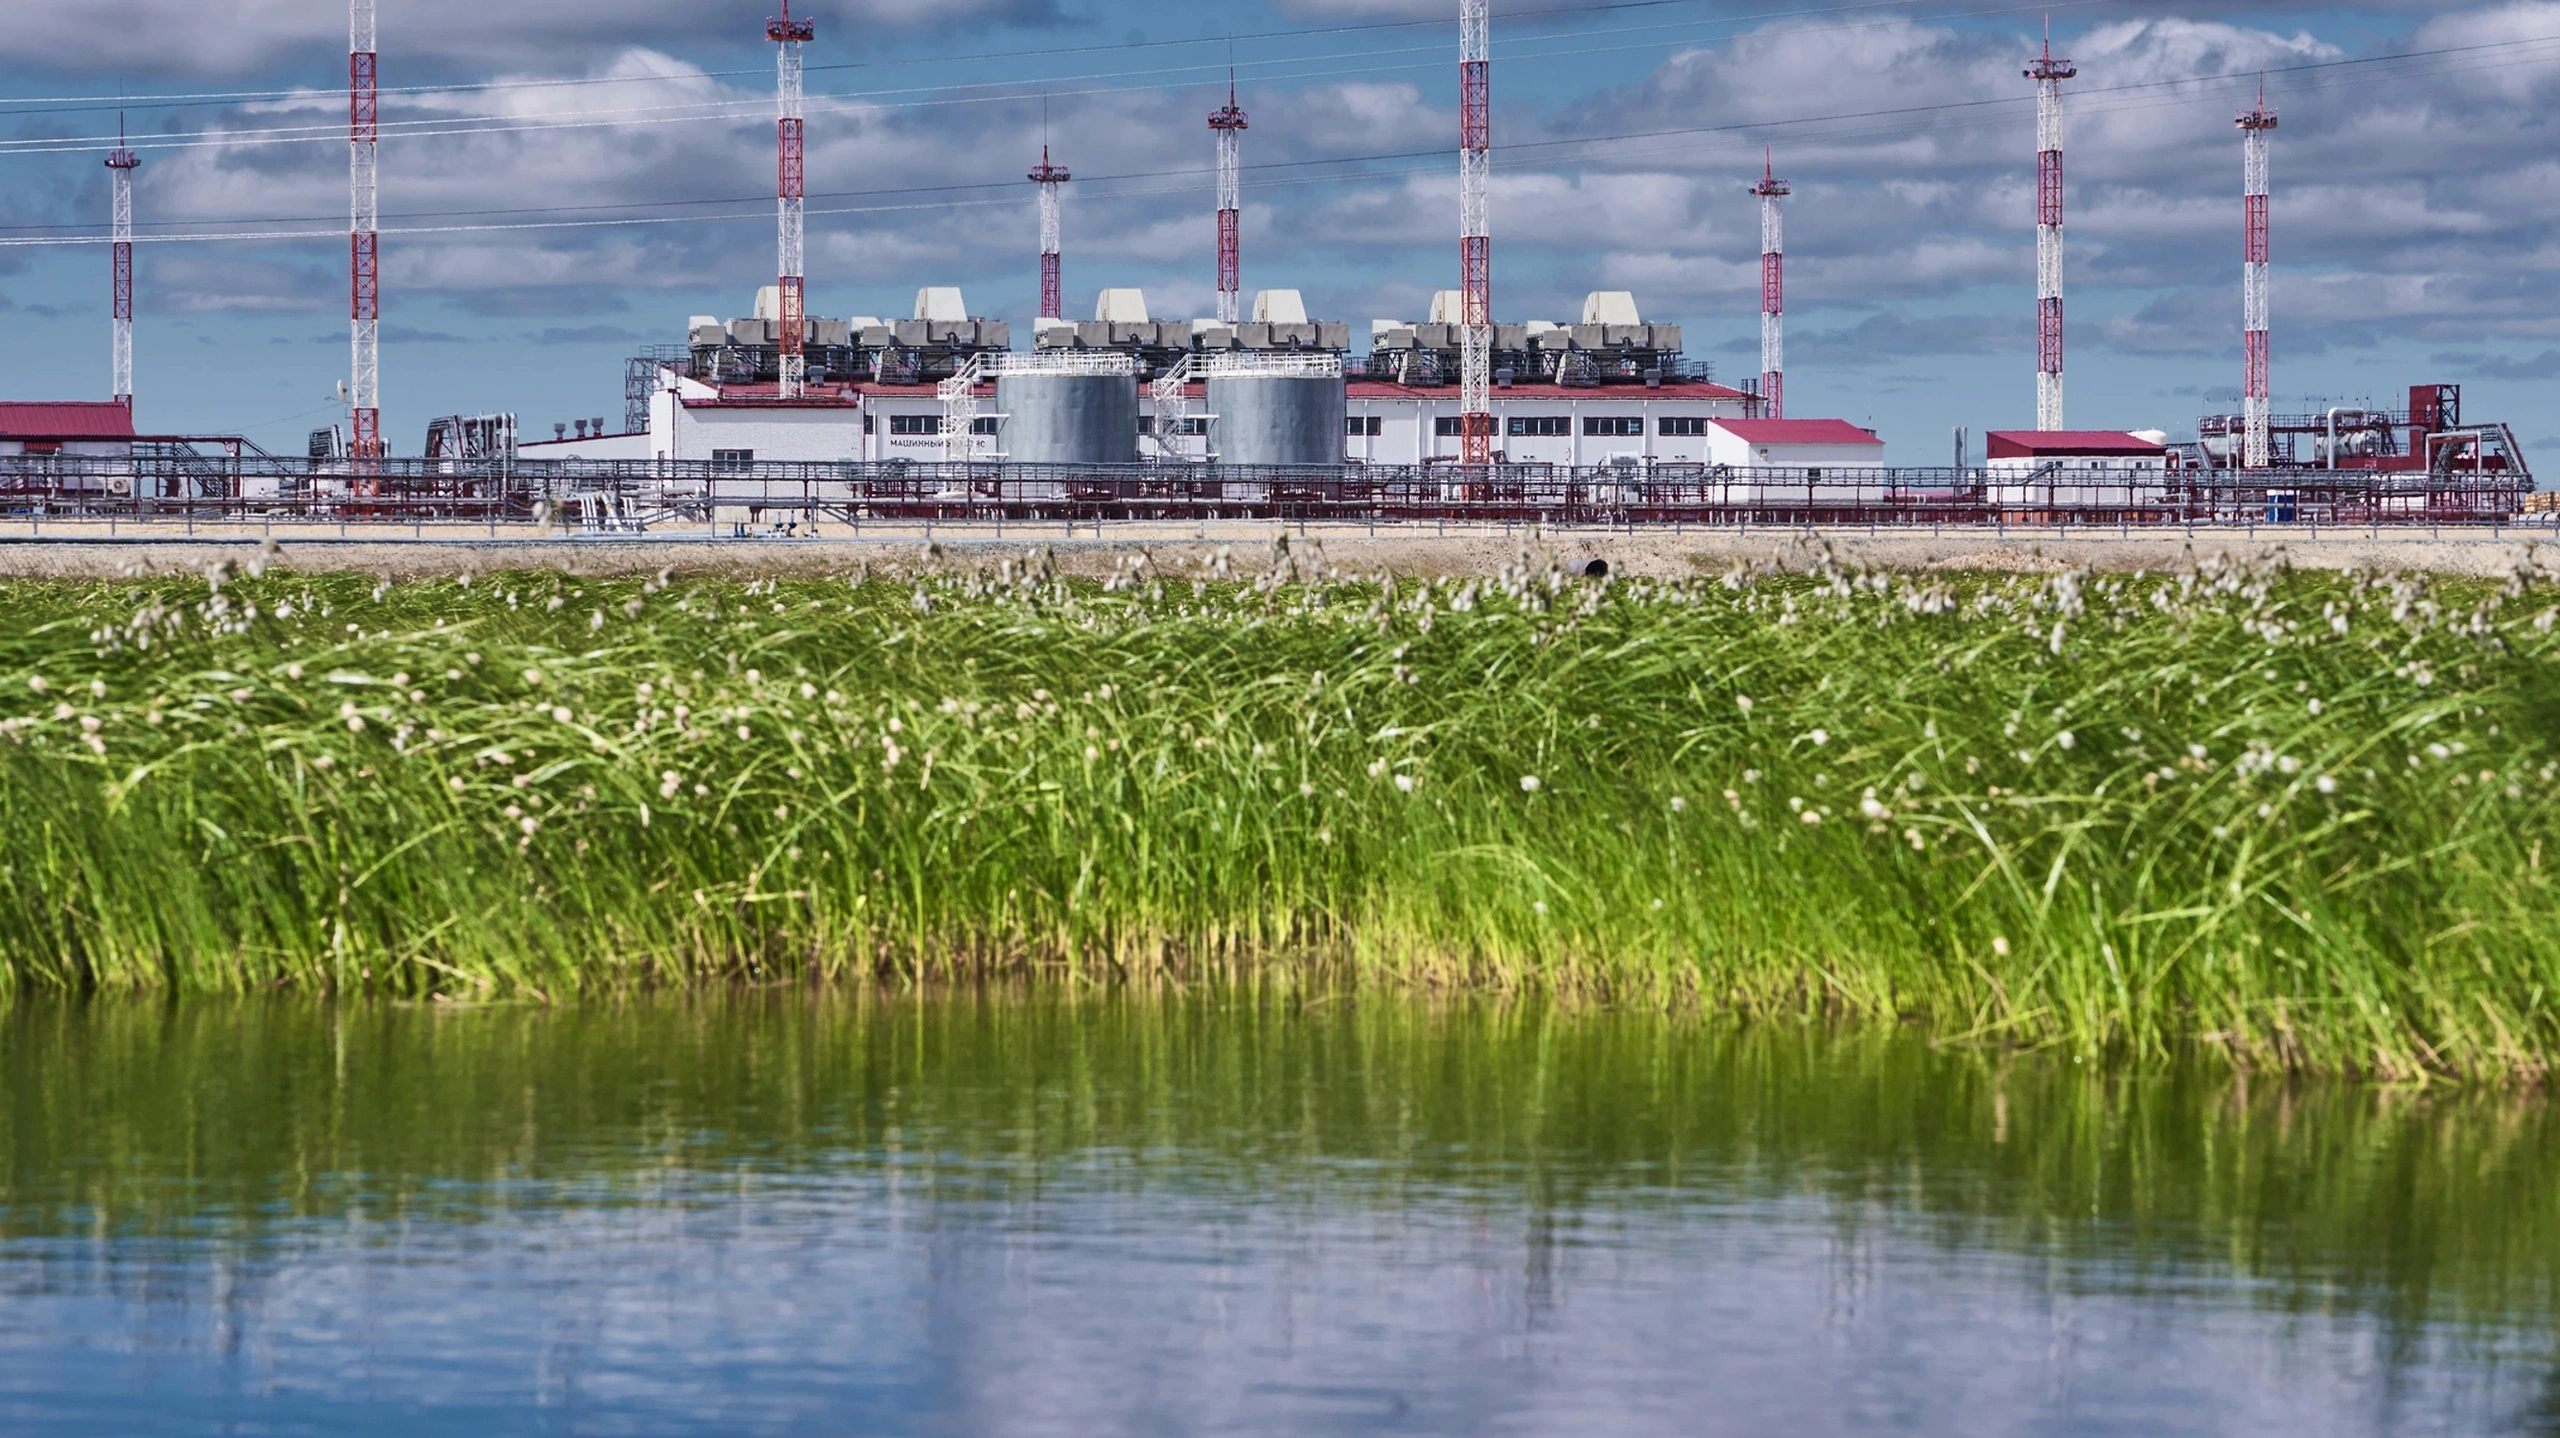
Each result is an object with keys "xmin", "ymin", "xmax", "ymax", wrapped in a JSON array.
[{"xmin": 5, "ymin": 990, "xmax": 2556, "ymax": 1341}]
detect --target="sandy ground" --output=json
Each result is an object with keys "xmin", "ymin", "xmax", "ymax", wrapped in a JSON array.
[{"xmin": 0, "ymin": 517, "xmax": 2551, "ymax": 581}]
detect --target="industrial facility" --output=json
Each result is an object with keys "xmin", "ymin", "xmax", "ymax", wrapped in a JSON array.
[{"xmin": 0, "ymin": 2, "xmax": 2532, "ymax": 531}]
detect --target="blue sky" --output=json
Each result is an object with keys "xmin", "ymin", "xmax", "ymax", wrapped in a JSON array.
[{"xmin": 0, "ymin": 1, "xmax": 2552, "ymax": 462}]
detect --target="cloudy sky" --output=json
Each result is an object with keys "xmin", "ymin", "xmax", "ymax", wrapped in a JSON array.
[{"xmin": 1, "ymin": 0, "xmax": 2553, "ymax": 461}]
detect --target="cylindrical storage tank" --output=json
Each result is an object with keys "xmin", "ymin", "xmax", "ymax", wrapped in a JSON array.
[
  {"xmin": 997, "ymin": 366, "xmax": 1140, "ymax": 465},
  {"xmin": 1207, "ymin": 359, "xmax": 1347, "ymax": 467}
]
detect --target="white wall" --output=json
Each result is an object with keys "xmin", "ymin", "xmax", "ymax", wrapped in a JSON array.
[
  {"xmin": 1986, "ymin": 456, "xmax": 2164, "ymax": 476},
  {"xmin": 1345, "ymin": 392, "xmax": 1752, "ymax": 466},
  {"xmin": 1985, "ymin": 459, "xmax": 2169, "ymax": 509}
]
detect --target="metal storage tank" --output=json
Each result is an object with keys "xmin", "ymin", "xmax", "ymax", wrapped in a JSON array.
[
  {"xmin": 1206, "ymin": 354, "xmax": 1346, "ymax": 467},
  {"xmin": 994, "ymin": 353, "xmax": 1141, "ymax": 465}
]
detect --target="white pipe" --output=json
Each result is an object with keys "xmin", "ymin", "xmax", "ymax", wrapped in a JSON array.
[{"xmin": 2323, "ymin": 407, "xmax": 2367, "ymax": 470}]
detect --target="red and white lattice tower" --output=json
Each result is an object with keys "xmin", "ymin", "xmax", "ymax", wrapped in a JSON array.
[
  {"xmin": 1751, "ymin": 151, "xmax": 1789, "ymax": 421},
  {"xmin": 2239, "ymin": 82, "xmax": 2277, "ymax": 470},
  {"xmin": 349, "ymin": 0, "xmax": 381, "ymax": 458},
  {"xmin": 106, "ymin": 119, "xmax": 138, "ymax": 409},
  {"xmin": 1458, "ymin": 0, "xmax": 1493, "ymax": 467},
  {"xmin": 1209, "ymin": 77, "xmax": 1248, "ymax": 326},
  {"xmin": 769, "ymin": 1, "xmax": 814, "ymax": 399},
  {"xmin": 1030, "ymin": 146, "xmax": 1070, "ymax": 320},
  {"xmin": 2026, "ymin": 29, "xmax": 2074, "ymax": 432}
]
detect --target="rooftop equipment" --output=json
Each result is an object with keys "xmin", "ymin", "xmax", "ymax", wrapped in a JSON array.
[
  {"xmin": 1253, "ymin": 290, "xmax": 1308, "ymax": 324},
  {"xmin": 1367, "ymin": 291, "xmax": 1688, "ymax": 388},
  {"xmin": 658, "ymin": 287, "xmax": 1007, "ymax": 392}
]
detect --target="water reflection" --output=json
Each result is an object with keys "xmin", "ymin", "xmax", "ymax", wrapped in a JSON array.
[{"xmin": 0, "ymin": 993, "xmax": 2552, "ymax": 1435}]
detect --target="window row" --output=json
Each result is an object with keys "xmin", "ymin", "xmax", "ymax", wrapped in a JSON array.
[
  {"xmin": 1415, "ymin": 416, "xmax": 1716, "ymax": 438},
  {"xmin": 874, "ymin": 414, "xmax": 999, "ymax": 435}
]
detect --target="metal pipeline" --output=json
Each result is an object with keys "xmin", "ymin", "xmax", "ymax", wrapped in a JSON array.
[{"xmin": 2325, "ymin": 407, "xmax": 2367, "ymax": 470}]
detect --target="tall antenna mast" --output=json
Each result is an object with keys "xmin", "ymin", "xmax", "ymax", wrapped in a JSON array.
[
  {"xmin": 1030, "ymin": 144, "xmax": 1070, "ymax": 321},
  {"xmin": 2026, "ymin": 23, "xmax": 2074, "ymax": 432},
  {"xmin": 349, "ymin": 0, "xmax": 380, "ymax": 458},
  {"xmin": 2239, "ymin": 80, "xmax": 2277, "ymax": 470},
  {"xmin": 1751, "ymin": 149, "xmax": 1789, "ymax": 421},
  {"xmin": 1209, "ymin": 73, "xmax": 1248, "ymax": 326},
  {"xmin": 768, "ymin": 0, "xmax": 814, "ymax": 399},
  {"xmin": 1458, "ymin": 0, "xmax": 1492, "ymax": 467},
  {"xmin": 106, "ymin": 116, "xmax": 139, "ymax": 410}
]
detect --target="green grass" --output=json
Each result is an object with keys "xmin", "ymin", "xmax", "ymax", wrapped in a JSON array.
[{"xmin": 0, "ymin": 546, "xmax": 2555, "ymax": 1078}]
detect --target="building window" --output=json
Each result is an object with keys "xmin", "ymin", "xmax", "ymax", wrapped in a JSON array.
[
  {"xmin": 971, "ymin": 417, "xmax": 998, "ymax": 435},
  {"xmin": 1805, "ymin": 469, "xmax": 1824, "ymax": 480},
  {"xmin": 1659, "ymin": 417, "xmax": 1709, "ymax": 437},
  {"xmin": 862, "ymin": 413, "xmax": 875, "ymax": 434},
  {"xmin": 1347, "ymin": 416, "xmax": 1383, "ymax": 437},
  {"xmin": 1434, "ymin": 417, "xmax": 1463, "ymax": 437},
  {"xmin": 1582, "ymin": 416, "xmax": 1643, "ymax": 437},
  {"xmin": 1506, "ymin": 416, "xmax": 1570, "ymax": 437},
  {"xmin": 711, "ymin": 448, "xmax": 755, "ymax": 469},
  {"xmin": 888, "ymin": 414, "xmax": 937, "ymax": 435}
]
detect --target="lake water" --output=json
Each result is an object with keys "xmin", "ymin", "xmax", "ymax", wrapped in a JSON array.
[{"xmin": 1, "ymin": 993, "xmax": 2553, "ymax": 1436}]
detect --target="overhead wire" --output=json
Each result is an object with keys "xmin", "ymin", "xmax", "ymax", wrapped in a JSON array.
[
  {"xmin": 0, "ymin": 0, "xmax": 2107, "ymax": 113},
  {"xmin": 0, "ymin": 13, "xmax": 2548, "ymax": 249},
  {"xmin": 0, "ymin": 0, "xmax": 2121, "ymax": 156}
]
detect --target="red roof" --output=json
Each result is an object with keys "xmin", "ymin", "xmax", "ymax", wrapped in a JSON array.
[
  {"xmin": 0, "ymin": 402, "xmax": 136, "ymax": 440},
  {"xmin": 1710, "ymin": 418, "xmax": 1883, "ymax": 446},
  {"xmin": 1986, "ymin": 430, "xmax": 2164, "ymax": 458}
]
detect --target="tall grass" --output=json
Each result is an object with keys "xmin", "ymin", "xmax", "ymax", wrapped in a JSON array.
[{"xmin": 0, "ymin": 545, "xmax": 2554, "ymax": 1077}]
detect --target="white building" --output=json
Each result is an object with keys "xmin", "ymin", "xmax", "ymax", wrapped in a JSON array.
[
  {"xmin": 1343, "ymin": 378, "xmax": 1758, "ymax": 467},
  {"xmin": 1984, "ymin": 429, "xmax": 2170, "ymax": 509},
  {"xmin": 1696, "ymin": 418, "xmax": 1888, "ymax": 501},
  {"xmin": 1705, "ymin": 418, "xmax": 1887, "ymax": 470},
  {"xmin": 645, "ymin": 368, "xmax": 1772, "ymax": 469}
]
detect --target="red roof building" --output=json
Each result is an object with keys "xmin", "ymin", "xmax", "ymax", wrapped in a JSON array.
[{"xmin": 0, "ymin": 401, "xmax": 138, "ymax": 456}]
